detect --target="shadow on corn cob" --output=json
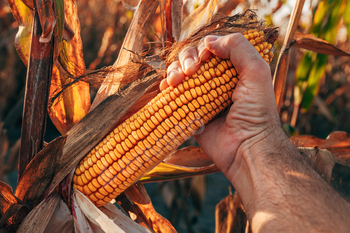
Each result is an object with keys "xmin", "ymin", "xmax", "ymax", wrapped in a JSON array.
[{"xmin": 73, "ymin": 28, "xmax": 277, "ymax": 207}]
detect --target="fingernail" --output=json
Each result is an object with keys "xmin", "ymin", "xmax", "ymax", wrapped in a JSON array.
[
  {"xmin": 206, "ymin": 35, "xmax": 220, "ymax": 43},
  {"xmin": 194, "ymin": 126, "xmax": 205, "ymax": 135},
  {"xmin": 167, "ymin": 69, "xmax": 176, "ymax": 77},
  {"xmin": 198, "ymin": 43, "xmax": 206, "ymax": 57},
  {"xmin": 184, "ymin": 58, "xmax": 195, "ymax": 71}
]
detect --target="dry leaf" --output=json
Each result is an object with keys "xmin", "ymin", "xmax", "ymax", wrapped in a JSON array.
[
  {"xmin": 0, "ymin": 182, "xmax": 27, "ymax": 231},
  {"xmin": 7, "ymin": 0, "xmax": 33, "ymax": 65},
  {"xmin": 171, "ymin": 0, "xmax": 183, "ymax": 41},
  {"xmin": 163, "ymin": 146, "xmax": 213, "ymax": 167},
  {"xmin": 43, "ymin": 198, "xmax": 74, "ymax": 233},
  {"xmin": 90, "ymin": 0, "xmax": 159, "ymax": 109},
  {"xmin": 49, "ymin": 0, "xmax": 90, "ymax": 135},
  {"xmin": 292, "ymin": 32, "xmax": 350, "ymax": 57},
  {"xmin": 141, "ymin": 162, "xmax": 218, "ymax": 183},
  {"xmin": 291, "ymin": 131, "xmax": 350, "ymax": 166},
  {"xmin": 218, "ymin": 0, "xmax": 244, "ymax": 15},
  {"xmin": 121, "ymin": 182, "xmax": 177, "ymax": 233},
  {"xmin": 179, "ymin": 0, "xmax": 218, "ymax": 42},
  {"xmin": 16, "ymin": 192, "xmax": 61, "ymax": 233},
  {"xmin": 74, "ymin": 189, "xmax": 151, "ymax": 233},
  {"xmin": 165, "ymin": 0, "xmax": 173, "ymax": 43},
  {"xmin": 215, "ymin": 192, "xmax": 246, "ymax": 233},
  {"xmin": 298, "ymin": 148, "xmax": 335, "ymax": 182},
  {"xmin": 140, "ymin": 146, "xmax": 218, "ymax": 183},
  {"xmin": 273, "ymin": 0, "xmax": 306, "ymax": 113},
  {"xmin": 20, "ymin": 0, "xmax": 33, "ymax": 10},
  {"xmin": 36, "ymin": 0, "xmax": 56, "ymax": 43},
  {"xmin": 15, "ymin": 136, "xmax": 66, "ymax": 206},
  {"xmin": 72, "ymin": 194, "xmax": 94, "ymax": 233}
]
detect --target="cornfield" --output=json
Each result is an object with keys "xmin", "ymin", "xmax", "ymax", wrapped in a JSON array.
[{"xmin": 0, "ymin": 0, "xmax": 350, "ymax": 232}]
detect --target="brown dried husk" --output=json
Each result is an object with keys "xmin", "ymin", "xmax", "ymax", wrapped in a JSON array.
[{"xmin": 164, "ymin": 10, "xmax": 278, "ymax": 66}]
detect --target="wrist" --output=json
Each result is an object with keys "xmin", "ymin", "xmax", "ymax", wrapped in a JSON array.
[{"xmin": 226, "ymin": 126, "xmax": 294, "ymax": 213}]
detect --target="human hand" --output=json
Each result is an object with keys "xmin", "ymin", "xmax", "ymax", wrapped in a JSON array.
[
  {"xmin": 162, "ymin": 34, "xmax": 350, "ymax": 233},
  {"xmin": 161, "ymin": 34, "xmax": 284, "ymax": 183}
]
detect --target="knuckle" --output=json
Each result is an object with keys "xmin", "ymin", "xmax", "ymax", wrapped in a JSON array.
[
  {"xmin": 226, "ymin": 33, "xmax": 246, "ymax": 46},
  {"xmin": 167, "ymin": 61, "xmax": 181, "ymax": 72},
  {"xmin": 179, "ymin": 46, "xmax": 197, "ymax": 59}
]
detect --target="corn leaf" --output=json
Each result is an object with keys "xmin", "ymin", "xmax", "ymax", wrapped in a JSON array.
[
  {"xmin": 295, "ymin": 0, "xmax": 347, "ymax": 111},
  {"xmin": 0, "ymin": 182, "xmax": 27, "ymax": 231},
  {"xmin": 48, "ymin": 0, "xmax": 90, "ymax": 135},
  {"xmin": 141, "ymin": 162, "xmax": 218, "ymax": 182},
  {"xmin": 2, "ymin": 70, "xmax": 159, "ymax": 231},
  {"xmin": 163, "ymin": 146, "xmax": 214, "ymax": 167},
  {"xmin": 119, "ymin": 182, "xmax": 177, "ymax": 232},
  {"xmin": 294, "ymin": 51, "xmax": 315, "ymax": 106},
  {"xmin": 159, "ymin": 0, "xmax": 166, "ymax": 45},
  {"xmin": 8, "ymin": 0, "xmax": 90, "ymax": 135},
  {"xmin": 143, "ymin": 130, "xmax": 350, "ymax": 183},
  {"xmin": 36, "ymin": 0, "xmax": 56, "ymax": 43},
  {"xmin": 43, "ymin": 198, "xmax": 74, "ymax": 233},
  {"xmin": 165, "ymin": 0, "xmax": 182, "ymax": 42},
  {"xmin": 141, "ymin": 146, "xmax": 218, "ymax": 183},
  {"xmin": 53, "ymin": 0, "xmax": 64, "ymax": 58},
  {"xmin": 16, "ymin": 192, "xmax": 61, "ymax": 233},
  {"xmin": 90, "ymin": 0, "xmax": 159, "ymax": 110},
  {"xmin": 215, "ymin": 192, "xmax": 246, "ymax": 233},
  {"xmin": 7, "ymin": 0, "xmax": 33, "ymax": 65},
  {"xmin": 179, "ymin": 0, "xmax": 218, "ymax": 42},
  {"xmin": 74, "ymin": 190, "xmax": 151, "ymax": 233},
  {"xmin": 290, "ymin": 131, "xmax": 350, "ymax": 167},
  {"xmin": 20, "ymin": 0, "xmax": 33, "ymax": 10},
  {"xmin": 171, "ymin": 0, "xmax": 183, "ymax": 41},
  {"xmin": 292, "ymin": 33, "xmax": 350, "ymax": 56},
  {"xmin": 301, "ymin": 53, "xmax": 328, "ymax": 109},
  {"xmin": 15, "ymin": 136, "xmax": 66, "ymax": 206},
  {"xmin": 217, "ymin": 0, "xmax": 244, "ymax": 15},
  {"xmin": 299, "ymin": 148, "xmax": 334, "ymax": 182},
  {"xmin": 71, "ymin": 194, "xmax": 94, "ymax": 233},
  {"xmin": 165, "ymin": 0, "xmax": 173, "ymax": 42}
]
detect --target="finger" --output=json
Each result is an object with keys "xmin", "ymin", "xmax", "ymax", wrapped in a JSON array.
[
  {"xmin": 204, "ymin": 34, "xmax": 270, "ymax": 78},
  {"xmin": 205, "ymin": 34, "xmax": 278, "ymax": 119},
  {"xmin": 179, "ymin": 46, "xmax": 201, "ymax": 76},
  {"xmin": 198, "ymin": 43, "xmax": 212, "ymax": 62},
  {"xmin": 159, "ymin": 79, "xmax": 169, "ymax": 91},
  {"xmin": 166, "ymin": 61, "xmax": 185, "ymax": 87}
]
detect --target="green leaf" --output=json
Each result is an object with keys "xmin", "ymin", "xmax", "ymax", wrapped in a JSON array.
[
  {"xmin": 301, "ymin": 54, "xmax": 328, "ymax": 110},
  {"xmin": 323, "ymin": 0, "xmax": 346, "ymax": 43},
  {"xmin": 294, "ymin": 51, "xmax": 315, "ymax": 105},
  {"xmin": 295, "ymin": 0, "xmax": 347, "ymax": 111},
  {"xmin": 53, "ymin": 0, "xmax": 65, "ymax": 60}
]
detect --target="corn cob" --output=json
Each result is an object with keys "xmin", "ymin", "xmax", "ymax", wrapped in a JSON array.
[{"xmin": 73, "ymin": 29, "xmax": 275, "ymax": 207}]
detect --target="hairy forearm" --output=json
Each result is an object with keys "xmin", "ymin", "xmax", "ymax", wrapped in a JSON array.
[{"xmin": 230, "ymin": 129, "xmax": 350, "ymax": 233}]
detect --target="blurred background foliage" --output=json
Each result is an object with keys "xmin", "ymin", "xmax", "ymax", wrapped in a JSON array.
[{"xmin": 1, "ymin": 0, "xmax": 350, "ymax": 232}]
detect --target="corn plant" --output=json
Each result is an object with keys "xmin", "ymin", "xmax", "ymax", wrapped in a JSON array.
[{"xmin": 0, "ymin": 0, "xmax": 350, "ymax": 232}]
